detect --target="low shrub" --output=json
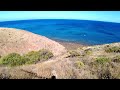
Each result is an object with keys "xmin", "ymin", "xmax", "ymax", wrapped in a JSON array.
[
  {"xmin": 39, "ymin": 49, "xmax": 54, "ymax": 60},
  {"xmin": 67, "ymin": 50, "xmax": 80, "ymax": 58},
  {"xmin": 75, "ymin": 61, "xmax": 84, "ymax": 69},
  {"xmin": 0, "ymin": 53, "xmax": 28, "ymax": 66},
  {"xmin": 23, "ymin": 51, "xmax": 40, "ymax": 64},
  {"xmin": 0, "ymin": 49, "xmax": 54, "ymax": 66},
  {"xmin": 24, "ymin": 49, "xmax": 53, "ymax": 64},
  {"xmin": 96, "ymin": 57, "xmax": 110, "ymax": 65},
  {"xmin": 112, "ymin": 56, "xmax": 120, "ymax": 63},
  {"xmin": 105, "ymin": 46, "xmax": 120, "ymax": 53},
  {"xmin": 84, "ymin": 48, "xmax": 92, "ymax": 55}
]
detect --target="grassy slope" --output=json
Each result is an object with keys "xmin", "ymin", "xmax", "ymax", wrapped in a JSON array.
[
  {"xmin": 0, "ymin": 28, "xmax": 120, "ymax": 79},
  {"xmin": 0, "ymin": 42, "xmax": 120, "ymax": 79},
  {"xmin": 65, "ymin": 42, "xmax": 120, "ymax": 79}
]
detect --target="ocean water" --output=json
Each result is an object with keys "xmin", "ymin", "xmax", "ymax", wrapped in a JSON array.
[{"xmin": 0, "ymin": 19, "xmax": 120, "ymax": 45}]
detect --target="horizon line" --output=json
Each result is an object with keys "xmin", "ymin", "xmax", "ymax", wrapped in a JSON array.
[{"xmin": 0, "ymin": 18, "xmax": 120, "ymax": 24}]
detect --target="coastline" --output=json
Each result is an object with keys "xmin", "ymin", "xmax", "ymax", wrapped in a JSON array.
[{"xmin": 56, "ymin": 40, "xmax": 89, "ymax": 50}]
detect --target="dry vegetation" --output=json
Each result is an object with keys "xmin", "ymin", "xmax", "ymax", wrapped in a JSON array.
[
  {"xmin": 65, "ymin": 43, "xmax": 120, "ymax": 79},
  {"xmin": 0, "ymin": 28, "xmax": 120, "ymax": 79},
  {"xmin": 0, "ymin": 49, "xmax": 53, "ymax": 67},
  {"xmin": 0, "ymin": 28, "xmax": 66, "ymax": 56}
]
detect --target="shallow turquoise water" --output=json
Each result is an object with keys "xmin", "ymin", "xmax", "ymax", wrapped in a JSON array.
[{"xmin": 0, "ymin": 19, "xmax": 120, "ymax": 45}]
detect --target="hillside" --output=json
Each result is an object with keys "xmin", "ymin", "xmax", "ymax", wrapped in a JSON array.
[
  {"xmin": 0, "ymin": 28, "xmax": 66, "ymax": 56},
  {"xmin": 0, "ymin": 28, "xmax": 120, "ymax": 79}
]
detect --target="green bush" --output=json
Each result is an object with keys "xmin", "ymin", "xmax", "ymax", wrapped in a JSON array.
[
  {"xmin": 24, "ymin": 49, "xmax": 53, "ymax": 64},
  {"xmin": 0, "ymin": 53, "xmax": 28, "ymax": 66},
  {"xmin": 112, "ymin": 56, "xmax": 120, "ymax": 63},
  {"xmin": 96, "ymin": 57, "xmax": 110, "ymax": 65},
  {"xmin": 23, "ymin": 51, "xmax": 40, "ymax": 64},
  {"xmin": 0, "ymin": 49, "xmax": 53, "ymax": 66},
  {"xmin": 105, "ymin": 46, "xmax": 120, "ymax": 53}
]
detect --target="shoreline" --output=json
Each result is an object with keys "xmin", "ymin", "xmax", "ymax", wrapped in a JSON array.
[
  {"xmin": 55, "ymin": 40, "xmax": 89, "ymax": 50},
  {"xmin": 54, "ymin": 39, "xmax": 120, "ymax": 50}
]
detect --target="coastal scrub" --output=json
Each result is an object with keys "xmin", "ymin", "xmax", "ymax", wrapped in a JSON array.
[
  {"xmin": 0, "ymin": 53, "xmax": 28, "ymax": 66},
  {"xmin": 0, "ymin": 49, "xmax": 54, "ymax": 66},
  {"xmin": 105, "ymin": 46, "xmax": 120, "ymax": 53}
]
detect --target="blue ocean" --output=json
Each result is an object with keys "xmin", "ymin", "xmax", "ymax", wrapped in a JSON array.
[{"xmin": 0, "ymin": 19, "xmax": 120, "ymax": 45}]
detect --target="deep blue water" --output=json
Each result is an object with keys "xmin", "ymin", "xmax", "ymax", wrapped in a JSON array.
[{"xmin": 0, "ymin": 19, "xmax": 120, "ymax": 45}]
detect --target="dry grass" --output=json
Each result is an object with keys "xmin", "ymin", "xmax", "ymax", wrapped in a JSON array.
[
  {"xmin": 75, "ymin": 61, "xmax": 84, "ymax": 69},
  {"xmin": 0, "ymin": 41, "xmax": 120, "ymax": 79},
  {"xmin": 105, "ymin": 45, "xmax": 120, "ymax": 53},
  {"xmin": 64, "ymin": 42, "xmax": 120, "ymax": 79},
  {"xmin": 0, "ymin": 28, "xmax": 120, "ymax": 79},
  {"xmin": 0, "ymin": 28, "xmax": 67, "ymax": 56}
]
